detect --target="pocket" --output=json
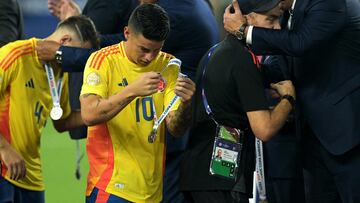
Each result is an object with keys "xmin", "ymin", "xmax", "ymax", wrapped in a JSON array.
[{"xmin": 328, "ymin": 74, "xmax": 360, "ymax": 104}]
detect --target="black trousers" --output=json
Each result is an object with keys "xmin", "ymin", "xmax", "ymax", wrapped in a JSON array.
[
  {"xmin": 303, "ymin": 128, "xmax": 360, "ymax": 203},
  {"xmin": 183, "ymin": 191, "xmax": 249, "ymax": 203},
  {"xmin": 265, "ymin": 177, "xmax": 305, "ymax": 203}
]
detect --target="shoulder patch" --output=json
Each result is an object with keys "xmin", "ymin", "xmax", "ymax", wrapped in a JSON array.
[{"xmin": 86, "ymin": 72, "xmax": 101, "ymax": 86}]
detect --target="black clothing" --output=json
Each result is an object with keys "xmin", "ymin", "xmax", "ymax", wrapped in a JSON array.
[
  {"xmin": 82, "ymin": 0, "xmax": 136, "ymax": 35},
  {"xmin": 303, "ymin": 124, "xmax": 360, "ymax": 203},
  {"xmin": 262, "ymin": 55, "xmax": 305, "ymax": 203},
  {"xmin": 180, "ymin": 35, "xmax": 268, "ymax": 198},
  {"xmin": 183, "ymin": 190, "xmax": 249, "ymax": 203},
  {"xmin": 252, "ymin": 0, "xmax": 360, "ymax": 201},
  {"xmin": 252, "ymin": 0, "xmax": 360, "ymax": 156},
  {"xmin": 0, "ymin": 0, "xmax": 24, "ymax": 47}
]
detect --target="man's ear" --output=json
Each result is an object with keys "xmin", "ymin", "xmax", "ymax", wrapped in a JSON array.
[
  {"xmin": 59, "ymin": 34, "xmax": 72, "ymax": 45},
  {"xmin": 124, "ymin": 26, "xmax": 130, "ymax": 40}
]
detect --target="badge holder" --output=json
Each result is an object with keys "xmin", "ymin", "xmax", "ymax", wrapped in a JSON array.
[{"xmin": 209, "ymin": 125, "xmax": 244, "ymax": 180}]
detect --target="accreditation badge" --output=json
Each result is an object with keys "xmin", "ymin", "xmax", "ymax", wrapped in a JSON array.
[{"xmin": 209, "ymin": 125, "xmax": 244, "ymax": 180}]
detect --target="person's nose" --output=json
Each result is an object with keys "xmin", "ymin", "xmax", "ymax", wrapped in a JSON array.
[{"xmin": 144, "ymin": 52, "xmax": 156, "ymax": 62}]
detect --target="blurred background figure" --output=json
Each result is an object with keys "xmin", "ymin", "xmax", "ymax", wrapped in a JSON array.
[{"xmin": 0, "ymin": 0, "xmax": 24, "ymax": 47}]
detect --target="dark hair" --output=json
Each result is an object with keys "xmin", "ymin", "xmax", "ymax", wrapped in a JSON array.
[
  {"xmin": 128, "ymin": 3, "xmax": 170, "ymax": 41},
  {"xmin": 57, "ymin": 15, "xmax": 99, "ymax": 48}
]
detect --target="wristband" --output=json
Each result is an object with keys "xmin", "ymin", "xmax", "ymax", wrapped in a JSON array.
[{"xmin": 281, "ymin": 94, "xmax": 296, "ymax": 109}]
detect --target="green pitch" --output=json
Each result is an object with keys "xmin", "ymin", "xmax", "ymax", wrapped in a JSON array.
[{"xmin": 40, "ymin": 120, "xmax": 88, "ymax": 203}]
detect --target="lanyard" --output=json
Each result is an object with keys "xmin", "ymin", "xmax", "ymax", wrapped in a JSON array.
[
  {"xmin": 45, "ymin": 63, "xmax": 63, "ymax": 120},
  {"xmin": 148, "ymin": 58, "xmax": 183, "ymax": 143},
  {"xmin": 200, "ymin": 44, "xmax": 219, "ymax": 117},
  {"xmin": 255, "ymin": 138, "xmax": 267, "ymax": 201}
]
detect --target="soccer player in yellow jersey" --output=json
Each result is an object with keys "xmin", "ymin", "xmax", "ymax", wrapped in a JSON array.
[
  {"xmin": 80, "ymin": 4, "xmax": 196, "ymax": 203},
  {"xmin": 0, "ymin": 15, "xmax": 98, "ymax": 203}
]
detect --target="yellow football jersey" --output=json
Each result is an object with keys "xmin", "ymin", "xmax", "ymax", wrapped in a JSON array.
[
  {"xmin": 81, "ymin": 42, "xmax": 180, "ymax": 203},
  {"xmin": 0, "ymin": 38, "xmax": 71, "ymax": 191}
]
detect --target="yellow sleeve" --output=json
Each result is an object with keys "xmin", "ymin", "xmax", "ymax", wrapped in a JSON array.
[
  {"xmin": 59, "ymin": 73, "xmax": 71, "ymax": 119},
  {"xmin": 80, "ymin": 51, "xmax": 109, "ymax": 98}
]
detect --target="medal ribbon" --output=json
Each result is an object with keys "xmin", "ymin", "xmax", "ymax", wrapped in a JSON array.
[
  {"xmin": 255, "ymin": 138, "xmax": 267, "ymax": 201},
  {"xmin": 148, "ymin": 59, "xmax": 183, "ymax": 143},
  {"xmin": 45, "ymin": 63, "xmax": 63, "ymax": 119}
]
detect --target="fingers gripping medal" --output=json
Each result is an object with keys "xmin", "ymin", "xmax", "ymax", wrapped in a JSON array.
[
  {"xmin": 148, "ymin": 58, "xmax": 183, "ymax": 143},
  {"xmin": 45, "ymin": 63, "xmax": 63, "ymax": 120}
]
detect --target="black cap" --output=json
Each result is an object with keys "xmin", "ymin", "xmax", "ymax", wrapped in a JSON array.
[{"xmin": 237, "ymin": 0, "xmax": 280, "ymax": 14}]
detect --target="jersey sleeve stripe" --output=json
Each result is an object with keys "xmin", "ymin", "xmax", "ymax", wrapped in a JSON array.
[
  {"xmin": 89, "ymin": 51, "xmax": 104, "ymax": 69},
  {"xmin": 88, "ymin": 52, "xmax": 99, "ymax": 69},
  {"xmin": 94, "ymin": 54, "xmax": 105, "ymax": 70},
  {"xmin": 92, "ymin": 52, "xmax": 104, "ymax": 70},
  {"xmin": 89, "ymin": 46, "xmax": 120, "ymax": 70},
  {"xmin": 2, "ymin": 49, "xmax": 33, "ymax": 71},
  {"xmin": 92, "ymin": 47, "xmax": 120, "ymax": 70},
  {"xmin": 0, "ymin": 44, "xmax": 31, "ymax": 68},
  {"xmin": 95, "ymin": 51, "xmax": 121, "ymax": 70}
]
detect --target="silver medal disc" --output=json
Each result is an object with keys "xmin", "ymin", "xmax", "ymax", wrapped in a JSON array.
[{"xmin": 50, "ymin": 106, "xmax": 63, "ymax": 120}]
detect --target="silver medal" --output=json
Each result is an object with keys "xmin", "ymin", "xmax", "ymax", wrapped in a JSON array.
[{"xmin": 50, "ymin": 106, "xmax": 63, "ymax": 120}]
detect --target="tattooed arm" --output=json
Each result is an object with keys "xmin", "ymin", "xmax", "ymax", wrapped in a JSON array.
[
  {"xmin": 165, "ymin": 77, "xmax": 196, "ymax": 137},
  {"xmin": 80, "ymin": 72, "xmax": 161, "ymax": 126},
  {"xmin": 166, "ymin": 102, "xmax": 192, "ymax": 137}
]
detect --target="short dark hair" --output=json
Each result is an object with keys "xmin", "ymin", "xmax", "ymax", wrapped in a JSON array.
[
  {"xmin": 128, "ymin": 4, "xmax": 170, "ymax": 41},
  {"xmin": 57, "ymin": 15, "xmax": 99, "ymax": 48}
]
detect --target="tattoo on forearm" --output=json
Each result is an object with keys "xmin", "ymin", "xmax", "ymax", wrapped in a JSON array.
[
  {"xmin": 118, "ymin": 98, "xmax": 132, "ymax": 109},
  {"xmin": 168, "ymin": 103, "xmax": 192, "ymax": 136}
]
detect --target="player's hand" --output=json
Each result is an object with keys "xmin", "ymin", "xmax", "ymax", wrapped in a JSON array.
[
  {"xmin": 59, "ymin": 0, "xmax": 81, "ymax": 21},
  {"xmin": 223, "ymin": 0, "xmax": 247, "ymax": 34},
  {"xmin": 36, "ymin": 40, "xmax": 61, "ymax": 62},
  {"xmin": 175, "ymin": 76, "xmax": 196, "ymax": 105},
  {"xmin": 270, "ymin": 80, "xmax": 296, "ymax": 99},
  {"xmin": 129, "ymin": 72, "xmax": 161, "ymax": 97},
  {"xmin": 0, "ymin": 145, "xmax": 26, "ymax": 180}
]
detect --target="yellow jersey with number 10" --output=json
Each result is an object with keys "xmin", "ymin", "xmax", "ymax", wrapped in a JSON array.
[{"xmin": 81, "ymin": 41, "xmax": 180, "ymax": 203}]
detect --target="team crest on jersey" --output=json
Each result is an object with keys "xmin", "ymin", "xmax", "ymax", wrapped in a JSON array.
[
  {"xmin": 86, "ymin": 72, "xmax": 100, "ymax": 86},
  {"xmin": 158, "ymin": 76, "xmax": 166, "ymax": 92}
]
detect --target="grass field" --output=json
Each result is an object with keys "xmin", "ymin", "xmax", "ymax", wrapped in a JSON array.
[{"xmin": 40, "ymin": 120, "xmax": 88, "ymax": 203}]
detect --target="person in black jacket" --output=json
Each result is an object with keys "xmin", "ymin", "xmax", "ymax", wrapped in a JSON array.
[{"xmin": 0, "ymin": 0, "xmax": 24, "ymax": 47}]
